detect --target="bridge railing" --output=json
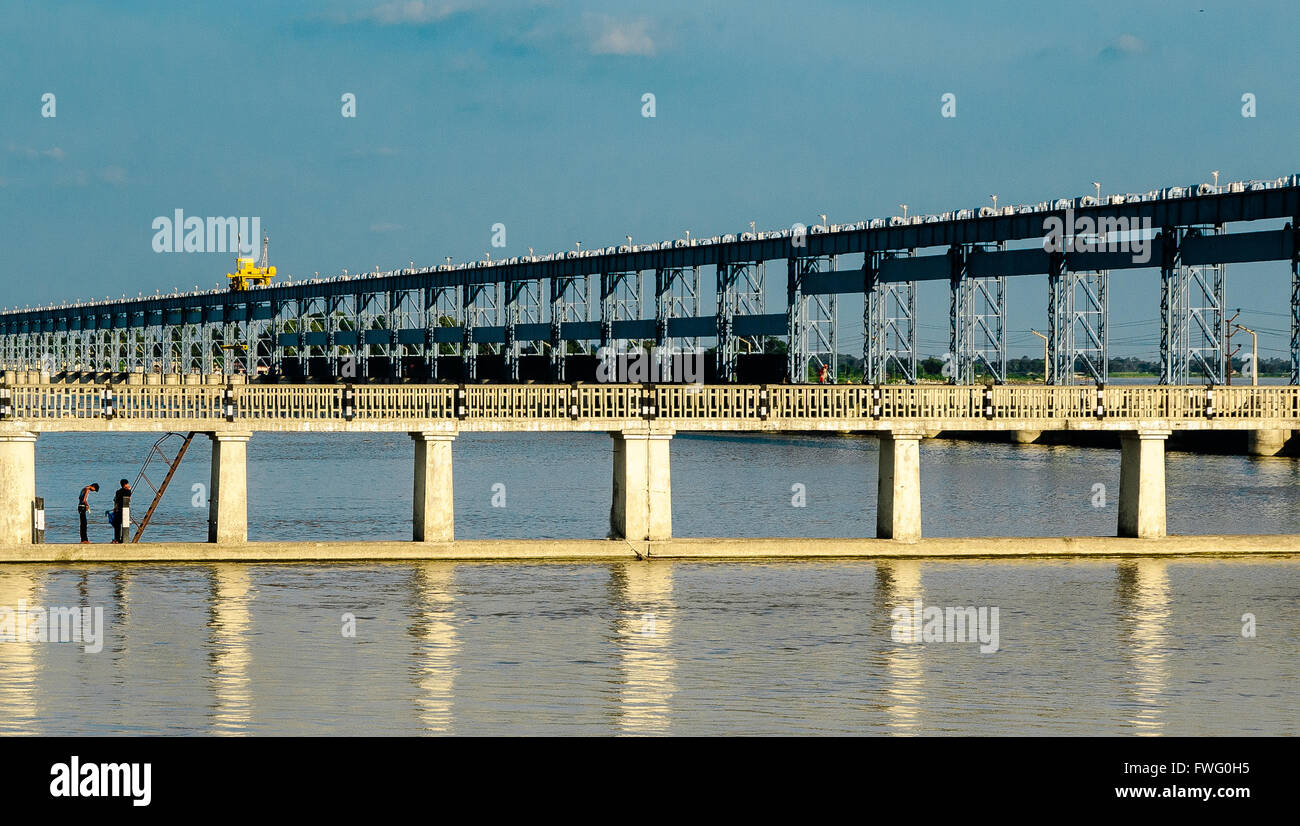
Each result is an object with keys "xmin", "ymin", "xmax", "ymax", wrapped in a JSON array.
[
  {"xmin": 354, "ymin": 385, "xmax": 454, "ymax": 419},
  {"xmin": 4, "ymin": 381, "xmax": 1300, "ymax": 424},
  {"xmin": 988, "ymin": 386, "xmax": 1094, "ymax": 419},
  {"xmin": 464, "ymin": 384, "xmax": 568, "ymax": 419},
  {"xmin": 240, "ymin": 385, "xmax": 340, "ymax": 420},
  {"xmin": 1212, "ymin": 385, "xmax": 1300, "ymax": 419},
  {"xmin": 4, "ymin": 383, "xmax": 226, "ymax": 419},
  {"xmin": 656, "ymin": 385, "xmax": 763, "ymax": 418}
]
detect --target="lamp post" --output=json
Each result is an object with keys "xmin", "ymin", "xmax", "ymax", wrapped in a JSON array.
[
  {"xmin": 1234, "ymin": 323, "xmax": 1258, "ymax": 386},
  {"xmin": 1030, "ymin": 329, "xmax": 1049, "ymax": 383}
]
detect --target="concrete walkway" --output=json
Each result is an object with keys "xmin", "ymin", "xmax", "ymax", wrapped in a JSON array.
[{"xmin": 2, "ymin": 534, "xmax": 1299, "ymax": 563}]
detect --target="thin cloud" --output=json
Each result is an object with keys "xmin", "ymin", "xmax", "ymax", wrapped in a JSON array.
[
  {"xmin": 1099, "ymin": 33, "xmax": 1147, "ymax": 60},
  {"xmin": 8, "ymin": 144, "xmax": 65, "ymax": 161},
  {"xmin": 370, "ymin": 222, "xmax": 404, "ymax": 233},
  {"xmin": 357, "ymin": 1, "xmax": 469, "ymax": 25},
  {"xmin": 99, "ymin": 166, "xmax": 127, "ymax": 184},
  {"xmin": 589, "ymin": 16, "xmax": 656, "ymax": 56}
]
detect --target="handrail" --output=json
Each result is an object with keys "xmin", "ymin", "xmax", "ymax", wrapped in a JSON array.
[{"xmin": 3, "ymin": 382, "xmax": 1300, "ymax": 423}]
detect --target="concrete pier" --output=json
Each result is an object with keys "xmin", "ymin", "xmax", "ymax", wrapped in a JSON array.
[
  {"xmin": 1247, "ymin": 429, "xmax": 1290, "ymax": 457},
  {"xmin": 1118, "ymin": 429, "xmax": 1169, "ymax": 539},
  {"xmin": 0, "ymin": 432, "xmax": 37, "ymax": 545},
  {"xmin": 877, "ymin": 431, "xmax": 922, "ymax": 542},
  {"xmin": 610, "ymin": 430, "xmax": 673, "ymax": 541},
  {"xmin": 1012, "ymin": 430, "xmax": 1042, "ymax": 444},
  {"xmin": 412, "ymin": 431, "xmax": 456, "ymax": 542},
  {"xmin": 208, "ymin": 431, "xmax": 252, "ymax": 544}
]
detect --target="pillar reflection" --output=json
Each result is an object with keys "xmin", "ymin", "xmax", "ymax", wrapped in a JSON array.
[
  {"xmin": 0, "ymin": 568, "xmax": 43, "ymax": 733},
  {"xmin": 876, "ymin": 559, "xmax": 924, "ymax": 734},
  {"xmin": 413, "ymin": 562, "xmax": 459, "ymax": 734},
  {"xmin": 614, "ymin": 561, "xmax": 675, "ymax": 735},
  {"xmin": 208, "ymin": 564, "xmax": 252, "ymax": 735},
  {"xmin": 1117, "ymin": 559, "xmax": 1170, "ymax": 735}
]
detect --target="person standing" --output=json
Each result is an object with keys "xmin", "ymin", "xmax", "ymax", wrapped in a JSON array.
[
  {"xmin": 112, "ymin": 479, "xmax": 132, "ymax": 544},
  {"xmin": 77, "ymin": 483, "xmax": 99, "ymax": 544}
]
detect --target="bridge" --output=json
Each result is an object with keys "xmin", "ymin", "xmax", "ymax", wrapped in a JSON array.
[
  {"xmin": 2, "ymin": 174, "xmax": 1299, "ymax": 386},
  {"xmin": 4, "ymin": 172, "xmax": 1300, "ymax": 561},
  {"xmin": 4, "ymin": 376, "xmax": 1300, "ymax": 556}
]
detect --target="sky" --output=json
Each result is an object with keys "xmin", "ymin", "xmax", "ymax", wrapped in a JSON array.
[{"xmin": 1, "ymin": 0, "xmax": 1297, "ymax": 360}]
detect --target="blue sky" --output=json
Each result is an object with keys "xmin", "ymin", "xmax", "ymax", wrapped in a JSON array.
[{"xmin": 2, "ymin": 0, "xmax": 1297, "ymax": 359}]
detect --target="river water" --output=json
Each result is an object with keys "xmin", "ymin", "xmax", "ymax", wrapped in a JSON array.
[{"xmin": 1, "ymin": 431, "xmax": 1297, "ymax": 735}]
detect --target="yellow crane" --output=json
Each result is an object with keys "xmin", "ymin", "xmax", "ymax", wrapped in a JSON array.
[{"xmin": 227, "ymin": 234, "xmax": 277, "ymax": 291}]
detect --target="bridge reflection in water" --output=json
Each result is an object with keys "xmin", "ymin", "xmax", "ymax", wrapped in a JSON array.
[
  {"xmin": 614, "ymin": 562, "xmax": 675, "ymax": 735},
  {"xmin": 876, "ymin": 560, "xmax": 926, "ymax": 734},
  {"xmin": 1117, "ymin": 560, "xmax": 1171, "ymax": 736},
  {"xmin": 413, "ymin": 563, "xmax": 459, "ymax": 734},
  {"xmin": 0, "ymin": 558, "xmax": 1285, "ymax": 734},
  {"xmin": 209, "ymin": 565, "xmax": 253, "ymax": 735},
  {"xmin": 0, "ymin": 568, "xmax": 42, "ymax": 734}
]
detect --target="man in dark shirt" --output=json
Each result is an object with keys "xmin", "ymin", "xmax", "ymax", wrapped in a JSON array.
[
  {"xmin": 77, "ymin": 482, "xmax": 99, "ymax": 543},
  {"xmin": 112, "ymin": 479, "xmax": 132, "ymax": 544}
]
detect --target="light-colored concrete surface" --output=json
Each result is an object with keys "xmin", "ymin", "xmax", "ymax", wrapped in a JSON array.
[
  {"xmin": 1119, "ymin": 429, "xmax": 1169, "ymax": 539},
  {"xmin": 877, "ymin": 431, "xmax": 922, "ymax": 542},
  {"xmin": 1012, "ymin": 429, "xmax": 1043, "ymax": 444},
  {"xmin": 0, "ymin": 431, "xmax": 37, "ymax": 545},
  {"xmin": 412, "ymin": 431, "xmax": 456, "ymax": 542},
  {"xmin": 2, "ymin": 534, "xmax": 1299, "ymax": 563},
  {"xmin": 207, "ymin": 431, "xmax": 251, "ymax": 543},
  {"xmin": 1247, "ymin": 428, "xmax": 1290, "ymax": 456},
  {"xmin": 609, "ymin": 430, "xmax": 673, "ymax": 541}
]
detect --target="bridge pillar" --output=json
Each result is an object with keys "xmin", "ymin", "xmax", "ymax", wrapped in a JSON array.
[
  {"xmin": 610, "ymin": 430, "xmax": 672, "ymax": 541},
  {"xmin": 207, "ymin": 431, "xmax": 252, "ymax": 543},
  {"xmin": 0, "ymin": 432, "xmax": 37, "ymax": 544},
  {"xmin": 1247, "ymin": 429, "xmax": 1289, "ymax": 457},
  {"xmin": 412, "ymin": 431, "xmax": 456, "ymax": 542},
  {"xmin": 877, "ymin": 430, "xmax": 922, "ymax": 542},
  {"xmin": 1118, "ymin": 429, "xmax": 1169, "ymax": 539}
]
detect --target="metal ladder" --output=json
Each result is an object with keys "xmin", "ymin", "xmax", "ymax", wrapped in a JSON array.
[{"xmin": 130, "ymin": 431, "xmax": 197, "ymax": 543}]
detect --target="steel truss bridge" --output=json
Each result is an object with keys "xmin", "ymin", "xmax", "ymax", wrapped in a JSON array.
[{"xmin": 2, "ymin": 174, "xmax": 1298, "ymax": 385}]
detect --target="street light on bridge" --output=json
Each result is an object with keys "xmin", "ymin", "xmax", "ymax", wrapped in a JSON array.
[
  {"xmin": 1030, "ymin": 329, "xmax": 1049, "ymax": 383},
  {"xmin": 1234, "ymin": 323, "xmax": 1258, "ymax": 386}
]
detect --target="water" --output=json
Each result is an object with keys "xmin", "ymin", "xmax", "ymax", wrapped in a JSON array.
[{"xmin": 3, "ymin": 431, "xmax": 1298, "ymax": 735}]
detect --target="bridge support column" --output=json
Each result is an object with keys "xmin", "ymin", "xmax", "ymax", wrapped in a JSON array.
[
  {"xmin": 877, "ymin": 430, "xmax": 922, "ymax": 542},
  {"xmin": 412, "ymin": 431, "xmax": 456, "ymax": 542},
  {"xmin": 208, "ymin": 431, "xmax": 252, "ymax": 543},
  {"xmin": 0, "ymin": 432, "xmax": 37, "ymax": 544},
  {"xmin": 1247, "ymin": 429, "xmax": 1289, "ymax": 457},
  {"xmin": 610, "ymin": 430, "xmax": 672, "ymax": 541},
  {"xmin": 1118, "ymin": 429, "xmax": 1169, "ymax": 539}
]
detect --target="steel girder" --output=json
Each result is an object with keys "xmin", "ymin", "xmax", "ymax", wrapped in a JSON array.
[
  {"xmin": 1161, "ymin": 226, "xmax": 1226, "ymax": 385},
  {"xmin": 1048, "ymin": 261, "xmax": 1108, "ymax": 385},
  {"xmin": 787, "ymin": 255, "xmax": 838, "ymax": 383},
  {"xmin": 949, "ymin": 243, "xmax": 1006, "ymax": 384},
  {"xmin": 865, "ymin": 250, "xmax": 917, "ymax": 384},
  {"xmin": 716, "ymin": 261, "xmax": 765, "ymax": 381}
]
